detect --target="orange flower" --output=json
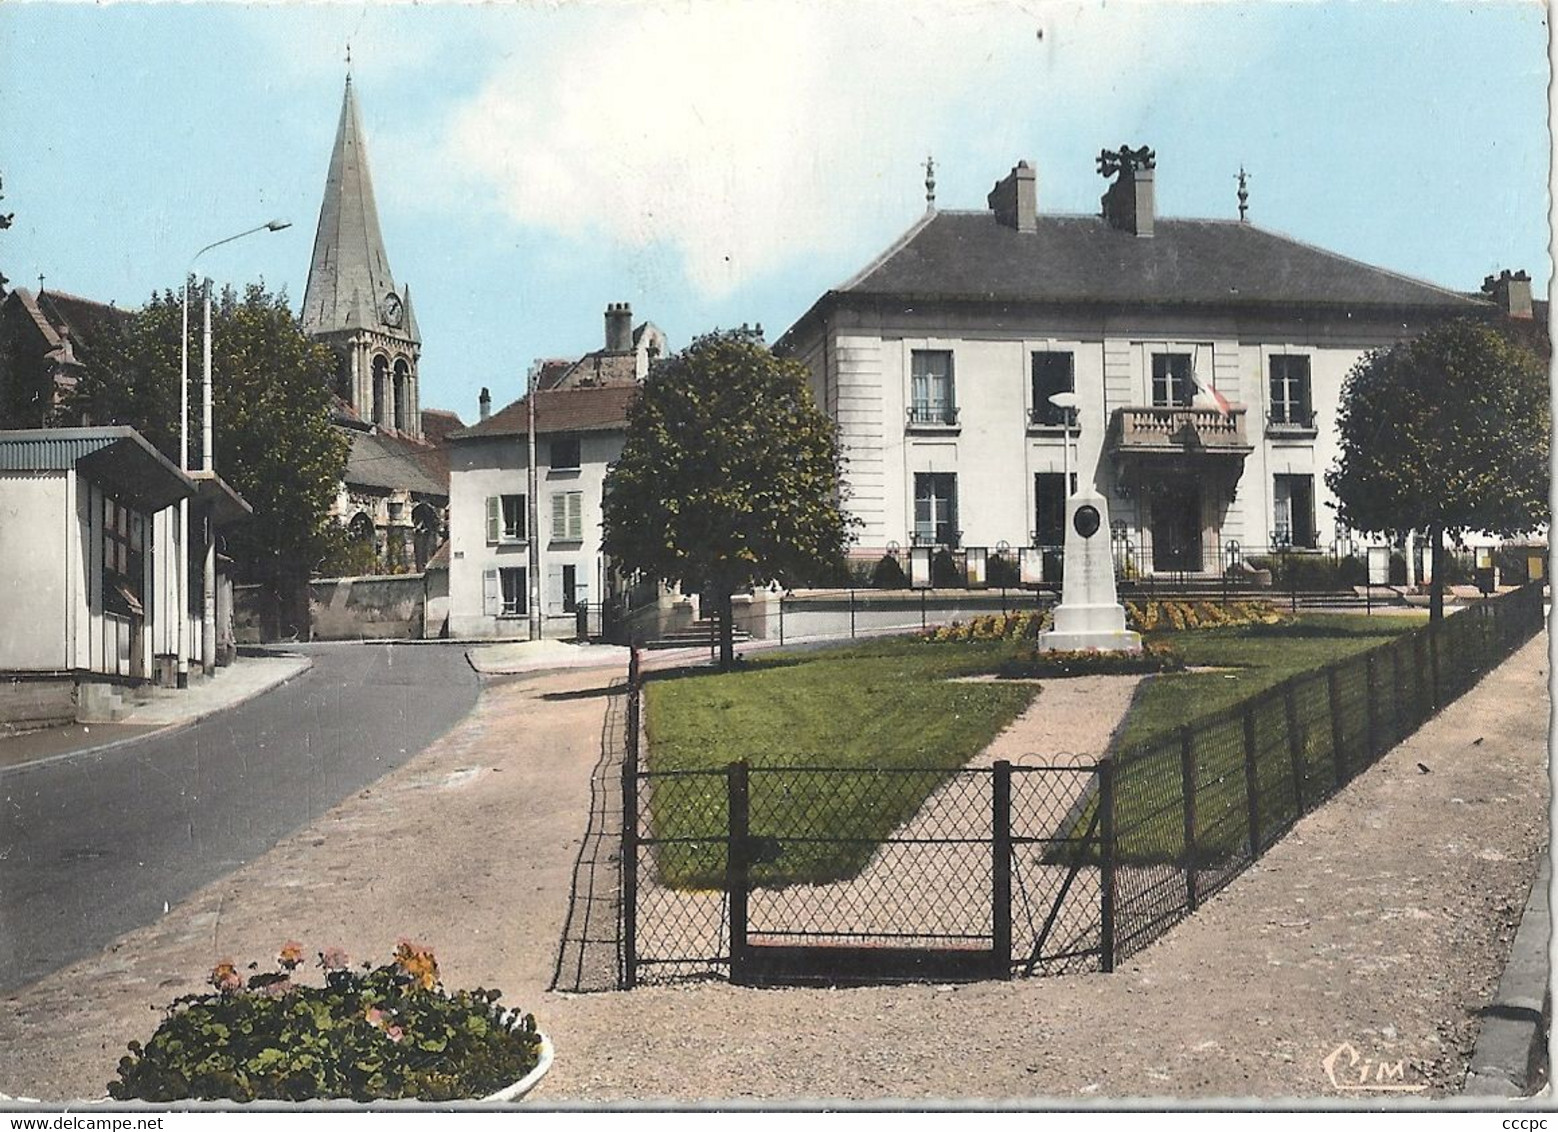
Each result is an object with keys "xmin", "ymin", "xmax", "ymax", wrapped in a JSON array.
[
  {"xmin": 393, "ymin": 940, "xmax": 439, "ymax": 991},
  {"xmin": 277, "ymin": 941, "xmax": 304, "ymax": 970},
  {"xmin": 209, "ymin": 959, "xmax": 242, "ymax": 993}
]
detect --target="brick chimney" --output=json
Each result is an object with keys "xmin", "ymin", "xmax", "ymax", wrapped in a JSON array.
[
  {"xmin": 478, "ymin": 386, "xmax": 491, "ymax": 421},
  {"xmin": 987, "ymin": 162, "xmax": 1038, "ymax": 232},
  {"xmin": 1482, "ymin": 269, "xmax": 1534, "ymax": 319},
  {"xmin": 1099, "ymin": 145, "xmax": 1156, "ymax": 237},
  {"xmin": 605, "ymin": 302, "xmax": 634, "ymax": 353}
]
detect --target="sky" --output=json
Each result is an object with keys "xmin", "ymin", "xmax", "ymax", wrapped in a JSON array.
[{"xmin": 0, "ymin": 0, "xmax": 1550, "ymax": 425}]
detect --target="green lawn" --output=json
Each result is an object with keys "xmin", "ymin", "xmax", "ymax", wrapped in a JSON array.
[
  {"xmin": 642, "ymin": 636, "xmax": 1035, "ymax": 887},
  {"xmin": 641, "ymin": 614, "xmax": 1425, "ymax": 887}
]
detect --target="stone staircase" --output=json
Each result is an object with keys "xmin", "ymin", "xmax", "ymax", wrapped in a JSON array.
[{"xmin": 644, "ymin": 618, "xmax": 753, "ymax": 650}]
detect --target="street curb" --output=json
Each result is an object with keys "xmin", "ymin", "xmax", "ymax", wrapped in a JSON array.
[
  {"xmin": 0, "ymin": 656, "xmax": 314, "ymax": 776},
  {"xmin": 1463, "ymin": 849, "xmax": 1551, "ymax": 1096}
]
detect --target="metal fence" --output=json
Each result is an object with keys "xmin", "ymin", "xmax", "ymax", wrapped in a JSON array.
[{"xmin": 618, "ymin": 581, "xmax": 1546, "ymax": 986}]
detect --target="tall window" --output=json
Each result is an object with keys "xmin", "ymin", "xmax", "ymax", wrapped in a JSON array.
[
  {"xmin": 101, "ymin": 495, "xmax": 144, "ymax": 617},
  {"xmin": 1151, "ymin": 353, "xmax": 1194, "ymax": 408},
  {"xmin": 1269, "ymin": 355, "xmax": 1313, "ymax": 427},
  {"xmin": 551, "ymin": 491, "xmax": 584, "ymax": 542},
  {"xmin": 1033, "ymin": 472, "xmax": 1075, "ymax": 546},
  {"xmin": 499, "ymin": 567, "xmax": 527, "ymax": 617},
  {"xmin": 550, "ymin": 435, "xmax": 582, "ymax": 470},
  {"xmin": 562, "ymin": 564, "xmax": 579, "ymax": 613},
  {"xmin": 913, "ymin": 472, "xmax": 958, "ymax": 546},
  {"xmin": 909, "ymin": 350, "xmax": 956, "ymax": 425},
  {"xmin": 1030, "ymin": 352, "xmax": 1074, "ymax": 426},
  {"xmin": 485, "ymin": 494, "xmax": 526, "ymax": 543},
  {"xmin": 1273, "ymin": 474, "xmax": 1316, "ymax": 548}
]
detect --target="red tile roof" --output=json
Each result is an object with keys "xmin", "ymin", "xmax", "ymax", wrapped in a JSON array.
[{"xmin": 448, "ymin": 383, "xmax": 637, "ymax": 442}]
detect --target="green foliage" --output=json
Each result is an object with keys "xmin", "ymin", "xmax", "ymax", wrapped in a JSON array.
[
  {"xmin": 997, "ymin": 640, "xmax": 1185, "ymax": 678},
  {"xmin": 1326, "ymin": 319, "xmax": 1548, "ymax": 619},
  {"xmin": 109, "ymin": 942, "xmax": 541, "ymax": 1103},
  {"xmin": 1124, "ymin": 599, "xmax": 1288, "ymax": 632},
  {"xmin": 603, "ymin": 329, "xmax": 853, "ymax": 666},
  {"xmin": 1244, "ymin": 553, "xmax": 1368, "ymax": 590},
  {"xmin": 73, "ymin": 283, "xmax": 350, "ymax": 593}
]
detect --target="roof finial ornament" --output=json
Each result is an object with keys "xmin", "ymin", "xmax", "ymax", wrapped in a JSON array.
[
  {"xmin": 1236, "ymin": 166, "xmax": 1250, "ymax": 222},
  {"xmin": 37, "ymin": 273, "xmax": 45, "ymax": 294},
  {"xmin": 924, "ymin": 154, "xmax": 936, "ymax": 211},
  {"xmin": 345, "ymin": 41, "xmax": 353, "ymax": 80}
]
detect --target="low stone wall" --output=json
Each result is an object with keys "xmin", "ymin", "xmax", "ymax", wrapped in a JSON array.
[
  {"xmin": 309, "ymin": 574, "xmax": 427, "ymax": 641},
  {"xmin": 0, "ymin": 676, "xmax": 77, "ymax": 732},
  {"xmin": 739, "ymin": 588, "xmax": 1052, "ymax": 641}
]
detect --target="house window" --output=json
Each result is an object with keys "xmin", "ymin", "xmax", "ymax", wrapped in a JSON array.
[
  {"xmin": 551, "ymin": 491, "xmax": 584, "ymax": 542},
  {"xmin": 485, "ymin": 494, "xmax": 526, "ymax": 544},
  {"xmin": 909, "ymin": 350, "xmax": 957, "ymax": 425},
  {"xmin": 499, "ymin": 567, "xmax": 527, "ymax": 617},
  {"xmin": 1273, "ymin": 474, "xmax": 1317, "ymax": 549},
  {"xmin": 1030, "ymin": 352, "xmax": 1074, "ymax": 426},
  {"xmin": 1033, "ymin": 472, "xmax": 1075, "ymax": 547},
  {"xmin": 1269, "ymin": 355, "xmax": 1314, "ymax": 427},
  {"xmin": 550, "ymin": 435, "xmax": 582, "ymax": 470},
  {"xmin": 1151, "ymin": 353, "xmax": 1194, "ymax": 408},
  {"xmin": 913, "ymin": 472, "xmax": 958, "ymax": 547},
  {"xmin": 562, "ymin": 564, "xmax": 579, "ymax": 613},
  {"xmin": 101, "ymin": 495, "xmax": 144, "ymax": 617}
]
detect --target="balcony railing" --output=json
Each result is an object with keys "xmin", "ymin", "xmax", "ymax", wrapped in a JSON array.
[
  {"xmin": 1266, "ymin": 409, "xmax": 1318, "ymax": 434},
  {"xmin": 1106, "ymin": 406, "xmax": 1251, "ymax": 456},
  {"xmin": 907, "ymin": 403, "xmax": 960, "ymax": 428}
]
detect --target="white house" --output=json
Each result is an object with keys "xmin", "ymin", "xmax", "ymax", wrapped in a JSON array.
[
  {"xmin": 776, "ymin": 149, "xmax": 1520, "ymax": 579},
  {"xmin": 0, "ymin": 427, "xmax": 195, "ymax": 725}
]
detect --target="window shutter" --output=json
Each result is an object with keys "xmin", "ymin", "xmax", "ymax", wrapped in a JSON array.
[
  {"xmin": 547, "ymin": 567, "xmax": 563, "ymax": 614},
  {"xmin": 568, "ymin": 492, "xmax": 583, "ymax": 541},
  {"xmin": 551, "ymin": 493, "xmax": 567, "ymax": 540},
  {"xmin": 482, "ymin": 569, "xmax": 499, "ymax": 616},
  {"xmin": 485, "ymin": 497, "xmax": 499, "ymax": 544}
]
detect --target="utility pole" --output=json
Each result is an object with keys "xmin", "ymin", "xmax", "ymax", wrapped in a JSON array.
[
  {"xmin": 527, "ymin": 364, "xmax": 542, "ymax": 641},
  {"xmin": 201, "ymin": 277, "xmax": 216, "ymax": 676}
]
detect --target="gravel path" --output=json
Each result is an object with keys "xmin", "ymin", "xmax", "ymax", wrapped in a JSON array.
[{"xmin": 0, "ymin": 635, "xmax": 1545, "ymax": 1103}]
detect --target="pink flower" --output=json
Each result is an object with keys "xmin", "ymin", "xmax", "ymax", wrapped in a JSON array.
[
  {"xmin": 365, "ymin": 1006, "xmax": 386, "ymax": 1028},
  {"xmin": 384, "ymin": 1024, "xmax": 404, "ymax": 1043},
  {"xmin": 319, "ymin": 947, "xmax": 349, "ymax": 972},
  {"xmin": 209, "ymin": 959, "xmax": 242, "ymax": 994}
]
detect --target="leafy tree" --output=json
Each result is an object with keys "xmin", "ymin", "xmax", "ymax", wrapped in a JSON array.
[
  {"xmin": 75, "ymin": 283, "xmax": 349, "ymax": 634},
  {"xmin": 602, "ymin": 328, "xmax": 853, "ymax": 669},
  {"xmin": 1325, "ymin": 318, "xmax": 1548, "ymax": 623}
]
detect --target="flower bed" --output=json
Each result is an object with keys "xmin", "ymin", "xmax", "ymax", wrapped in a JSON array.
[
  {"xmin": 921, "ymin": 609, "xmax": 1051, "ymax": 643},
  {"xmin": 997, "ymin": 640, "xmax": 1186, "ymax": 678},
  {"xmin": 1123, "ymin": 599, "xmax": 1288, "ymax": 633},
  {"xmin": 108, "ymin": 942, "xmax": 543, "ymax": 1103}
]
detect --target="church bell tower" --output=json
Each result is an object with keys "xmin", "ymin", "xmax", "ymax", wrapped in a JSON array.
[{"xmin": 301, "ymin": 74, "xmax": 423, "ymax": 439}]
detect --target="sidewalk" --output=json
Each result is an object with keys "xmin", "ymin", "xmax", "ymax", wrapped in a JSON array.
[
  {"xmin": 0, "ymin": 632, "xmax": 1546, "ymax": 1103},
  {"xmin": 0, "ymin": 653, "xmax": 312, "ymax": 772}
]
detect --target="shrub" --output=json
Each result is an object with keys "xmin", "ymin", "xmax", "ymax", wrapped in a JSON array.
[
  {"xmin": 986, "ymin": 553, "xmax": 1020, "ymax": 588},
  {"xmin": 108, "ymin": 942, "xmax": 542, "ymax": 1103},
  {"xmin": 870, "ymin": 554, "xmax": 907, "ymax": 589},
  {"xmin": 997, "ymin": 640, "xmax": 1185, "ymax": 678}
]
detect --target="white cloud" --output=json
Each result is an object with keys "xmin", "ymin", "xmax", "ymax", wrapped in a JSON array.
[{"xmin": 438, "ymin": 0, "xmax": 1263, "ymax": 297}]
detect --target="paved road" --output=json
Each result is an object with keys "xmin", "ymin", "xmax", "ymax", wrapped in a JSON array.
[{"xmin": 0, "ymin": 643, "xmax": 479, "ymax": 994}]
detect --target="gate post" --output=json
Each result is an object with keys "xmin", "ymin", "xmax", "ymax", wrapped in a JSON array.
[
  {"xmin": 727, "ymin": 760, "xmax": 751, "ymax": 980},
  {"xmin": 1242, "ymin": 707, "xmax": 1262, "ymax": 857},
  {"xmin": 1327, "ymin": 667, "xmax": 1347, "ymax": 789},
  {"xmin": 991, "ymin": 761, "xmax": 1013, "ymax": 979},
  {"xmin": 621, "ymin": 658, "xmax": 640, "ymax": 990},
  {"xmin": 1098, "ymin": 758, "xmax": 1116, "ymax": 973},
  {"xmin": 1283, "ymin": 681, "xmax": 1305, "ymax": 815},
  {"xmin": 1179, "ymin": 725, "xmax": 1198, "ymax": 911}
]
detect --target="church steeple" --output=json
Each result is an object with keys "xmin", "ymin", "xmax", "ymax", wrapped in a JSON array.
[{"xmin": 302, "ymin": 74, "xmax": 422, "ymax": 439}]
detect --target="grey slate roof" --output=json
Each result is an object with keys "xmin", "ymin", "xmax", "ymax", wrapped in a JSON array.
[
  {"xmin": 448, "ymin": 384, "xmax": 637, "ymax": 443},
  {"xmin": 824, "ymin": 211, "xmax": 1491, "ymax": 313},
  {"xmin": 343, "ymin": 429, "xmax": 448, "ymax": 497},
  {"xmin": 301, "ymin": 77, "xmax": 406, "ymax": 339}
]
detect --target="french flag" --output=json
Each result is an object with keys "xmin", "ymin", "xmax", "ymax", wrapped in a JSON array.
[{"xmin": 1194, "ymin": 373, "xmax": 1233, "ymax": 417}]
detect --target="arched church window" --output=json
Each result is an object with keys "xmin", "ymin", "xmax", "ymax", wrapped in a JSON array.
[
  {"xmin": 333, "ymin": 350, "xmax": 352, "ymax": 403},
  {"xmin": 393, "ymin": 358, "xmax": 412, "ymax": 433},
  {"xmin": 372, "ymin": 354, "xmax": 391, "ymax": 427},
  {"xmin": 348, "ymin": 512, "xmax": 374, "ymax": 543}
]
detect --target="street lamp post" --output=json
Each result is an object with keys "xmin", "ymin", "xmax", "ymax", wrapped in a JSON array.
[
  {"xmin": 180, "ymin": 220, "xmax": 291, "ymax": 682},
  {"xmin": 1048, "ymin": 391, "xmax": 1080, "ymax": 497}
]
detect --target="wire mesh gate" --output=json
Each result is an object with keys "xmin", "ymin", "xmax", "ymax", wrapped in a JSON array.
[{"xmin": 623, "ymin": 759, "xmax": 1111, "ymax": 987}]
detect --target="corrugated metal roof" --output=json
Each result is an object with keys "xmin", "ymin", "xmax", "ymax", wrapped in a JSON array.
[{"xmin": 0, "ymin": 427, "xmax": 194, "ymax": 512}]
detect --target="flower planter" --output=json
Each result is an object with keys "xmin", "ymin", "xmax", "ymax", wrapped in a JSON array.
[{"xmin": 481, "ymin": 1034, "xmax": 554, "ymax": 1102}]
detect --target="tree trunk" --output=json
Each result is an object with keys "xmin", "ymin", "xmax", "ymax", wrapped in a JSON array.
[
  {"xmin": 1428, "ymin": 524, "xmax": 1445, "ymax": 626},
  {"xmin": 717, "ymin": 587, "xmax": 736, "ymax": 672}
]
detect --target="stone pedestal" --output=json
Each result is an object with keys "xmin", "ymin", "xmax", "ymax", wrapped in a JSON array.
[{"xmin": 1037, "ymin": 486, "xmax": 1142, "ymax": 653}]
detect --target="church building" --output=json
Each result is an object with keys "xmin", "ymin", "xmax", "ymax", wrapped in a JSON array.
[{"xmin": 301, "ymin": 74, "xmax": 458, "ymax": 573}]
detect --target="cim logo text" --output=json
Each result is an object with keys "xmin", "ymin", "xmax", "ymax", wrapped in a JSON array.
[{"xmin": 1321, "ymin": 1041, "xmax": 1427, "ymax": 1093}]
